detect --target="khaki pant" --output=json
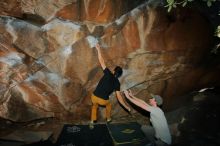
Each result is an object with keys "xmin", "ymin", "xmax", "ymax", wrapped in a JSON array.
[
  {"xmin": 91, "ymin": 94, "xmax": 111, "ymax": 121},
  {"xmin": 141, "ymin": 125, "xmax": 170, "ymax": 146}
]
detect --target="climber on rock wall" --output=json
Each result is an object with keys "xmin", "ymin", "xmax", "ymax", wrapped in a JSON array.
[{"xmin": 89, "ymin": 42, "xmax": 131, "ymax": 129}]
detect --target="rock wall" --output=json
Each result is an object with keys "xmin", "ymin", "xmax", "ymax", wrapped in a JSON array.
[{"xmin": 0, "ymin": 0, "xmax": 219, "ymax": 122}]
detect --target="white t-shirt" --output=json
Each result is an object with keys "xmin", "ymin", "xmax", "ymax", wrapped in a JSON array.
[{"xmin": 149, "ymin": 106, "xmax": 171, "ymax": 144}]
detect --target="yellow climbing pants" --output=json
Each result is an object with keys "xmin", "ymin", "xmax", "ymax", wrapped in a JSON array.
[{"xmin": 91, "ymin": 94, "xmax": 111, "ymax": 121}]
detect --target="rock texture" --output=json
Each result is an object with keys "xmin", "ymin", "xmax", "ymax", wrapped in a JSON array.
[{"xmin": 0, "ymin": 0, "xmax": 219, "ymax": 122}]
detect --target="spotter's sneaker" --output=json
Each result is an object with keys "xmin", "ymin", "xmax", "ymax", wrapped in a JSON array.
[
  {"xmin": 89, "ymin": 121, "xmax": 94, "ymax": 129},
  {"xmin": 107, "ymin": 118, "xmax": 112, "ymax": 123}
]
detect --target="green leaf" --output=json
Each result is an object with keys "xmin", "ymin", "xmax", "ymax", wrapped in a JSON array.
[
  {"xmin": 182, "ymin": 1, "xmax": 187, "ymax": 7},
  {"xmin": 166, "ymin": 0, "xmax": 171, "ymax": 4},
  {"xmin": 207, "ymin": 1, "xmax": 212, "ymax": 7},
  {"xmin": 168, "ymin": 6, "xmax": 172, "ymax": 12},
  {"xmin": 188, "ymin": 0, "xmax": 194, "ymax": 2},
  {"xmin": 217, "ymin": 26, "xmax": 220, "ymax": 37},
  {"xmin": 167, "ymin": 0, "xmax": 174, "ymax": 5},
  {"xmin": 170, "ymin": 0, "xmax": 174, "ymax": 3}
]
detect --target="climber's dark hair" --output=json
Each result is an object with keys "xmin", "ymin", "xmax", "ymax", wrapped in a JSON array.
[{"xmin": 114, "ymin": 66, "xmax": 123, "ymax": 78}]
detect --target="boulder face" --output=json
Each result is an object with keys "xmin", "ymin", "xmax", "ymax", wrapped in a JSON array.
[
  {"xmin": 0, "ymin": 1, "xmax": 219, "ymax": 122},
  {"xmin": 0, "ymin": 0, "xmax": 146, "ymax": 24}
]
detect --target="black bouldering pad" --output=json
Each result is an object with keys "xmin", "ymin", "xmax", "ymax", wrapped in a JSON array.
[
  {"xmin": 21, "ymin": 140, "xmax": 54, "ymax": 146},
  {"xmin": 0, "ymin": 139, "xmax": 25, "ymax": 146},
  {"xmin": 107, "ymin": 122, "xmax": 148, "ymax": 146},
  {"xmin": 56, "ymin": 124, "xmax": 113, "ymax": 146}
]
